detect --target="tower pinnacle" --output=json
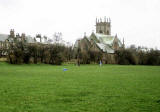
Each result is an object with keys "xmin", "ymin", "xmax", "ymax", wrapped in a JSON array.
[{"xmin": 96, "ymin": 17, "xmax": 111, "ymax": 35}]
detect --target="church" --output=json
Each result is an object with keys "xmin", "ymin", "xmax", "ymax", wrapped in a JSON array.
[
  {"xmin": 74, "ymin": 17, "xmax": 125, "ymax": 63},
  {"xmin": 75, "ymin": 17, "xmax": 124, "ymax": 54}
]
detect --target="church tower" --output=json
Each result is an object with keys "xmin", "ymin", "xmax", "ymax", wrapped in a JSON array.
[
  {"xmin": 10, "ymin": 29, "xmax": 15, "ymax": 38},
  {"xmin": 96, "ymin": 17, "xmax": 111, "ymax": 35}
]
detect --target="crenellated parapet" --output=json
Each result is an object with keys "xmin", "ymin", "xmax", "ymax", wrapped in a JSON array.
[
  {"xmin": 10, "ymin": 29, "xmax": 15, "ymax": 38},
  {"xmin": 96, "ymin": 17, "xmax": 111, "ymax": 35}
]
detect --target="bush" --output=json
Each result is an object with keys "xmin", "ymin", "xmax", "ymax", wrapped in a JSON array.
[
  {"xmin": 7, "ymin": 42, "xmax": 67, "ymax": 65},
  {"xmin": 115, "ymin": 49, "xmax": 138, "ymax": 65},
  {"xmin": 115, "ymin": 48, "xmax": 160, "ymax": 65},
  {"xmin": 146, "ymin": 50, "xmax": 160, "ymax": 65}
]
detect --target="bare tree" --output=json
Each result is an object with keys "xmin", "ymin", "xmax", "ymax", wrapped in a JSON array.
[{"xmin": 53, "ymin": 32, "xmax": 62, "ymax": 44}]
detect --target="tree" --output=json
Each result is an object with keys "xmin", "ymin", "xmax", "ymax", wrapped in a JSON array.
[{"xmin": 53, "ymin": 32, "xmax": 62, "ymax": 44}]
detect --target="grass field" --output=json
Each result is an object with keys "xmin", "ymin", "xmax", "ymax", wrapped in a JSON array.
[{"xmin": 0, "ymin": 62, "xmax": 160, "ymax": 112}]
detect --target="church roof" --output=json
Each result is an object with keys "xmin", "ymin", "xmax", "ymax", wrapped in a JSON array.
[
  {"xmin": 90, "ymin": 32, "xmax": 123, "ymax": 53},
  {"xmin": 94, "ymin": 33, "xmax": 115, "ymax": 45},
  {"xmin": 74, "ymin": 36, "xmax": 90, "ymax": 48},
  {"xmin": 75, "ymin": 32, "xmax": 123, "ymax": 54},
  {"xmin": 96, "ymin": 43, "xmax": 114, "ymax": 53}
]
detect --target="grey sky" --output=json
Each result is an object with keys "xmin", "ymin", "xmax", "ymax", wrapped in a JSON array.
[{"xmin": 0, "ymin": 0, "xmax": 160, "ymax": 49}]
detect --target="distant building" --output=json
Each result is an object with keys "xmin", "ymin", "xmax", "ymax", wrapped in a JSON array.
[
  {"xmin": 74, "ymin": 17, "xmax": 125, "ymax": 63},
  {"xmin": 0, "ymin": 29, "xmax": 36, "ymax": 46},
  {"xmin": 0, "ymin": 29, "xmax": 46, "ymax": 56},
  {"xmin": 0, "ymin": 29, "xmax": 52, "ymax": 50},
  {"xmin": 0, "ymin": 34, "xmax": 9, "ymax": 49},
  {"xmin": 74, "ymin": 17, "xmax": 125, "ymax": 54}
]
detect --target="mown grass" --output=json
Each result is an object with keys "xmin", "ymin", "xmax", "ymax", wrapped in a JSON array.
[{"xmin": 0, "ymin": 62, "xmax": 160, "ymax": 112}]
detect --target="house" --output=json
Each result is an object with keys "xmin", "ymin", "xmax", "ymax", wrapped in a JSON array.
[
  {"xmin": 0, "ymin": 29, "xmax": 37, "ymax": 56},
  {"xmin": 0, "ymin": 34, "xmax": 9, "ymax": 49}
]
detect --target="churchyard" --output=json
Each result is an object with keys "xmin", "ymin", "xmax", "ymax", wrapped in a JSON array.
[{"xmin": 0, "ymin": 62, "xmax": 160, "ymax": 112}]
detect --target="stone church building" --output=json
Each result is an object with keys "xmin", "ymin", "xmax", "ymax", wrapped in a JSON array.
[{"xmin": 74, "ymin": 17, "xmax": 125, "ymax": 63}]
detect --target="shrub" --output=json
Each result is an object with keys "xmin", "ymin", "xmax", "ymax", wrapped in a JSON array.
[{"xmin": 115, "ymin": 49, "xmax": 138, "ymax": 65}]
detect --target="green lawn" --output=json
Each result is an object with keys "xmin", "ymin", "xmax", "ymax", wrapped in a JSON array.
[{"xmin": 0, "ymin": 62, "xmax": 160, "ymax": 112}]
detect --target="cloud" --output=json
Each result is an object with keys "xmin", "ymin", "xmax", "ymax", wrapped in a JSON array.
[
  {"xmin": 0, "ymin": 0, "xmax": 160, "ymax": 49},
  {"xmin": 0, "ymin": 0, "xmax": 20, "ymax": 7}
]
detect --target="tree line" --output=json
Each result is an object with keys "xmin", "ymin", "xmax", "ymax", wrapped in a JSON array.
[
  {"xmin": 6, "ymin": 42, "xmax": 73, "ymax": 65},
  {"xmin": 1, "ymin": 42, "xmax": 160, "ymax": 65},
  {"xmin": 115, "ymin": 46, "xmax": 160, "ymax": 65}
]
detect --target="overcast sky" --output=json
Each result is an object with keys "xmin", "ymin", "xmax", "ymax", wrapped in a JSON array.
[{"xmin": 0, "ymin": 0, "xmax": 160, "ymax": 49}]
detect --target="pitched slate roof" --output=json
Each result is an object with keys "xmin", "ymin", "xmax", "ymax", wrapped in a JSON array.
[
  {"xmin": 94, "ymin": 33, "xmax": 115, "ymax": 45},
  {"xmin": 90, "ymin": 33, "xmax": 122, "ymax": 53},
  {"xmin": 0, "ymin": 33, "xmax": 36, "ymax": 43},
  {"xmin": 96, "ymin": 43, "xmax": 114, "ymax": 53},
  {"xmin": 74, "ymin": 32, "xmax": 123, "ymax": 53}
]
